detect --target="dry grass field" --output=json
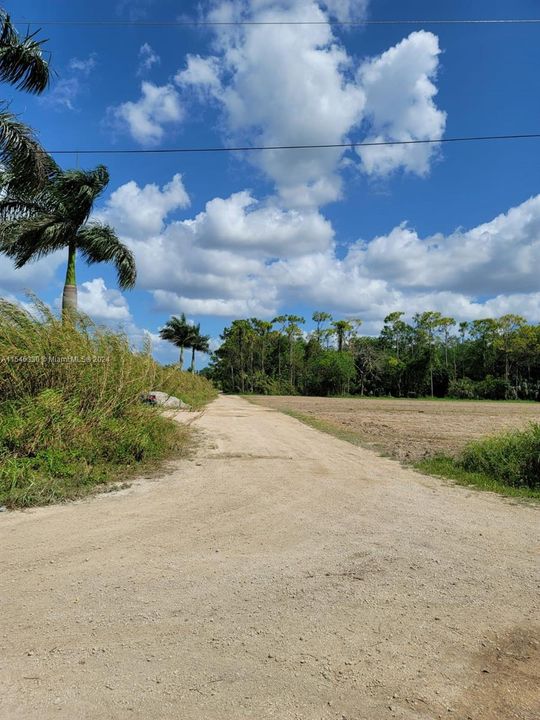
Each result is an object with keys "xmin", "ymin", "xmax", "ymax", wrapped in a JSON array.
[{"xmin": 249, "ymin": 396, "xmax": 540, "ymax": 463}]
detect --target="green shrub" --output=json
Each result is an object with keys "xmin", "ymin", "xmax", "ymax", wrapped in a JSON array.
[
  {"xmin": 476, "ymin": 375, "xmax": 513, "ymax": 400},
  {"xmin": 0, "ymin": 298, "xmax": 217, "ymax": 507},
  {"xmin": 459, "ymin": 423, "xmax": 540, "ymax": 490},
  {"xmin": 448, "ymin": 378, "xmax": 477, "ymax": 399}
]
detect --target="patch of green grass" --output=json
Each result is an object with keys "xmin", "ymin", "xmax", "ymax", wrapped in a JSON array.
[
  {"xmin": 0, "ymin": 390, "xmax": 192, "ymax": 508},
  {"xmin": 415, "ymin": 456, "xmax": 540, "ymax": 500}
]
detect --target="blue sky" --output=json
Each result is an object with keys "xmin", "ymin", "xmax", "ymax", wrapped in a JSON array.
[{"xmin": 3, "ymin": 0, "xmax": 540, "ymax": 365}]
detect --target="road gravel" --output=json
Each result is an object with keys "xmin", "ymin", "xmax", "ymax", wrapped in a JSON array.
[{"xmin": 1, "ymin": 395, "xmax": 538, "ymax": 719}]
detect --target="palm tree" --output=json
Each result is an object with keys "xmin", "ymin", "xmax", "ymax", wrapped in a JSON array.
[
  {"xmin": 0, "ymin": 10, "xmax": 52, "ymax": 189},
  {"xmin": 190, "ymin": 328, "xmax": 210, "ymax": 372},
  {"xmin": 160, "ymin": 314, "xmax": 197, "ymax": 369},
  {"xmin": 0, "ymin": 163, "xmax": 136, "ymax": 317},
  {"xmin": 284, "ymin": 315, "xmax": 305, "ymax": 386},
  {"xmin": 332, "ymin": 319, "xmax": 354, "ymax": 352},
  {"xmin": 312, "ymin": 311, "xmax": 332, "ymax": 345}
]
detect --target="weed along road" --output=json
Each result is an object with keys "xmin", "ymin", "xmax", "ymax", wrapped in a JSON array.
[{"xmin": 1, "ymin": 395, "xmax": 539, "ymax": 720}]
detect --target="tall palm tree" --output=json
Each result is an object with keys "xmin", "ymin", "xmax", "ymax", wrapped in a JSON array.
[
  {"xmin": 332, "ymin": 319, "xmax": 353, "ymax": 352},
  {"xmin": 190, "ymin": 327, "xmax": 210, "ymax": 372},
  {"xmin": 160, "ymin": 314, "xmax": 197, "ymax": 370},
  {"xmin": 312, "ymin": 311, "xmax": 332, "ymax": 345},
  {"xmin": 285, "ymin": 315, "xmax": 305, "ymax": 385},
  {"xmin": 0, "ymin": 9, "xmax": 52, "ymax": 189},
  {"xmin": 0, "ymin": 163, "xmax": 136, "ymax": 317}
]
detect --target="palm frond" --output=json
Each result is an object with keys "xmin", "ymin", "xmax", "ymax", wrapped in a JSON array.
[
  {"xmin": 0, "ymin": 110, "xmax": 56, "ymax": 190},
  {"xmin": 193, "ymin": 333, "xmax": 210, "ymax": 353},
  {"xmin": 159, "ymin": 315, "xmax": 195, "ymax": 348},
  {"xmin": 0, "ymin": 216, "xmax": 74, "ymax": 266},
  {"xmin": 52, "ymin": 166, "xmax": 110, "ymax": 224},
  {"xmin": 77, "ymin": 223, "xmax": 137, "ymax": 290},
  {"xmin": 0, "ymin": 12, "xmax": 50, "ymax": 93},
  {"xmin": 0, "ymin": 197, "xmax": 47, "ymax": 220}
]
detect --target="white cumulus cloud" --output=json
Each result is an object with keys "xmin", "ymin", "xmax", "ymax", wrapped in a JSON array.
[
  {"xmin": 177, "ymin": 0, "xmax": 366, "ymax": 206},
  {"xmin": 357, "ymin": 31, "xmax": 446, "ymax": 176},
  {"xmin": 95, "ymin": 172, "xmax": 540, "ymax": 323},
  {"xmin": 0, "ymin": 252, "xmax": 65, "ymax": 292},
  {"xmin": 109, "ymin": 81, "xmax": 184, "ymax": 145},
  {"xmin": 94, "ymin": 173, "xmax": 190, "ymax": 238},
  {"xmin": 69, "ymin": 54, "xmax": 97, "ymax": 76},
  {"xmin": 77, "ymin": 278, "xmax": 132, "ymax": 321},
  {"xmin": 177, "ymin": 2, "xmax": 445, "ymax": 205}
]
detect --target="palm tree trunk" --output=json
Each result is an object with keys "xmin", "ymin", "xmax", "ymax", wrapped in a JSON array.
[
  {"xmin": 62, "ymin": 242, "xmax": 77, "ymax": 319},
  {"xmin": 179, "ymin": 346, "xmax": 184, "ymax": 370},
  {"xmin": 289, "ymin": 336, "xmax": 293, "ymax": 386},
  {"xmin": 190, "ymin": 347, "xmax": 196, "ymax": 372}
]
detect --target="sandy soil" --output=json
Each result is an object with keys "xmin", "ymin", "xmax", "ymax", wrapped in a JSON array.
[
  {"xmin": 1, "ymin": 395, "xmax": 539, "ymax": 720},
  {"xmin": 250, "ymin": 396, "xmax": 540, "ymax": 462}
]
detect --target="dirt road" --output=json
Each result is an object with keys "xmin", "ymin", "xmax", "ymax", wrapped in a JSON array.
[{"xmin": 1, "ymin": 395, "xmax": 539, "ymax": 720}]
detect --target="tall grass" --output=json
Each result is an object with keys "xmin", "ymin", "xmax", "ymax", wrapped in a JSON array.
[
  {"xmin": 0, "ymin": 298, "xmax": 217, "ymax": 507},
  {"xmin": 459, "ymin": 423, "xmax": 540, "ymax": 490},
  {"xmin": 416, "ymin": 423, "xmax": 540, "ymax": 499}
]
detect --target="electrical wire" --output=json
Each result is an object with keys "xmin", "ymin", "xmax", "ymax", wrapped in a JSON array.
[
  {"xmin": 14, "ymin": 18, "xmax": 540, "ymax": 28},
  {"xmin": 44, "ymin": 133, "xmax": 540, "ymax": 156}
]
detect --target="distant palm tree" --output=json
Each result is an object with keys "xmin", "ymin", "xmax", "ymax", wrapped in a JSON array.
[
  {"xmin": 312, "ymin": 311, "xmax": 332, "ymax": 345},
  {"xmin": 332, "ymin": 319, "xmax": 353, "ymax": 352},
  {"xmin": 0, "ymin": 9, "xmax": 52, "ymax": 189},
  {"xmin": 0, "ymin": 164, "xmax": 136, "ymax": 317},
  {"xmin": 190, "ymin": 328, "xmax": 210, "ymax": 372},
  {"xmin": 160, "ymin": 314, "xmax": 197, "ymax": 370}
]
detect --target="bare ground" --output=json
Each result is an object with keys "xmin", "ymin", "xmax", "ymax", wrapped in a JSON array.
[
  {"xmin": 250, "ymin": 395, "xmax": 540, "ymax": 462},
  {"xmin": 1, "ymin": 395, "xmax": 539, "ymax": 720}
]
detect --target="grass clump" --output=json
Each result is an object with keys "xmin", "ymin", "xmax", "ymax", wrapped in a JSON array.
[
  {"xmin": 460, "ymin": 423, "xmax": 540, "ymax": 490},
  {"xmin": 0, "ymin": 298, "xmax": 217, "ymax": 508},
  {"xmin": 416, "ymin": 424, "xmax": 540, "ymax": 500}
]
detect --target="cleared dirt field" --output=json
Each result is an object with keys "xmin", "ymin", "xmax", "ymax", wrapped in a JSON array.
[{"xmin": 249, "ymin": 396, "xmax": 540, "ymax": 463}]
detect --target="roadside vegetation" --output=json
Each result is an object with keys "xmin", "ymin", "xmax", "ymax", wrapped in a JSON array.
[
  {"xmin": 0, "ymin": 299, "xmax": 217, "ymax": 508},
  {"xmin": 0, "ymin": 12, "xmax": 217, "ymax": 509},
  {"xmin": 417, "ymin": 425, "xmax": 540, "ymax": 499},
  {"xmin": 207, "ymin": 312, "xmax": 540, "ymax": 401}
]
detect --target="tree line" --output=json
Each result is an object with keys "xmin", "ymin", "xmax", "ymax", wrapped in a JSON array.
[{"xmin": 205, "ymin": 311, "xmax": 540, "ymax": 400}]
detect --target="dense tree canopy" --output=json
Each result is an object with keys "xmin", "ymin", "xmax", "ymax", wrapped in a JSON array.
[{"xmin": 206, "ymin": 311, "xmax": 540, "ymax": 400}]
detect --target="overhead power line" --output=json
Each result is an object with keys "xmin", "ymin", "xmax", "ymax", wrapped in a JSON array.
[
  {"xmin": 14, "ymin": 18, "xmax": 540, "ymax": 28},
  {"xmin": 45, "ymin": 133, "xmax": 540, "ymax": 156}
]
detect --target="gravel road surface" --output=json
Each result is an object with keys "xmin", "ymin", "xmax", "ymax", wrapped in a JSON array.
[{"xmin": 1, "ymin": 395, "xmax": 538, "ymax": 719}]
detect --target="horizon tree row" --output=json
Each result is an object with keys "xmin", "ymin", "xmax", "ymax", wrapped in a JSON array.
[{"xmin": 205, "ymin": 311, "xmax": 540, "ymax": 400}]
